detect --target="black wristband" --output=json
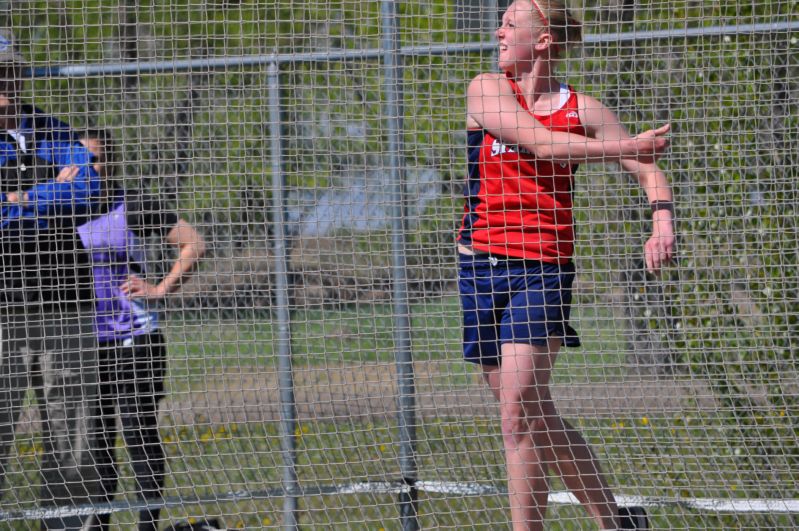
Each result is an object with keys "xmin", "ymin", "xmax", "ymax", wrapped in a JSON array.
[{"xmin": 650, "ymin": 200, "xmax": 674, "ymax": 215}]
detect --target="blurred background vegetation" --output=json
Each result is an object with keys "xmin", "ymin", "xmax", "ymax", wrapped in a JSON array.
[{"xmin": 0, "ymin": 0, "xmax": 796, "ymax": 526}]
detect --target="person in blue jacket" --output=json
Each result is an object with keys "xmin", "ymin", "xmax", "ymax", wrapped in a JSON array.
[{"xmin": 0, "ymin": 30, "xmax": 105, "ymax": 529}]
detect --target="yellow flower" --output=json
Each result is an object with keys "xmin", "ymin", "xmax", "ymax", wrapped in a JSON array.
[{"xmin": 262, "ymin": 517, "xmax": 272, "ymax": 526}]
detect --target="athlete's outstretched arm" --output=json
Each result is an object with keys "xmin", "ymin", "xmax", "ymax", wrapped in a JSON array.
[
  {"xmin": 577, "ymin": 93, "xmax": 675, "ymax": 272},
  {"xmin": 467, "ymin": 73, "xmax": 670, "ymax": 164}
]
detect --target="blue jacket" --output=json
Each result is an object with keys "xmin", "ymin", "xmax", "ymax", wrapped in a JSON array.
[
  {"xmin": 0, "ymin": 105, "xmax": 100, "ymax": 228},
  {"xmin": 0, "ymin": 105, "xmax": 103, "ymax": 304}
]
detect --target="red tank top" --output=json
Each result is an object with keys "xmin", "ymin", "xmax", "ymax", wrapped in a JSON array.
[{"xmin": 458, "ymin": 79, "xmax": 586, "ymax": 264}]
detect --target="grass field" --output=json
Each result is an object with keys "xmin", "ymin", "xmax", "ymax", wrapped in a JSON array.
[
  {"xmin": 164, "ymin": 296, "xmax": 629, "ymax": 385},
  {"xmin": 6, "ymin": 414, "xmax": 796, "ymax": 529},
  {"xmin": 1, "ymin": 297, "xmax": 796, "ymax": 529}
]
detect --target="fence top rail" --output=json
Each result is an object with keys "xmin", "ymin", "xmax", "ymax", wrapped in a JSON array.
[{"xmin": 26, "ymin": 19, "xmax": 798, "ymax": 78}]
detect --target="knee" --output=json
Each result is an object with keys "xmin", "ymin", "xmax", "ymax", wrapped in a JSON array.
[
  {"xmin": 527, "ymin": 404, "xmax": 572, "ymax": 452},
  {"xmin": 500, "ymin": 405, "xmax": 529, "ymax": 447}
]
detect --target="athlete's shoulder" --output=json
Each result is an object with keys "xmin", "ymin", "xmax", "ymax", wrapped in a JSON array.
[
  {"xmin": 470, "ymin": 71, "xmax": 504, "ymax": 83},
  {"xmin": 573, "ymin": 91, "xmax": 627, "ymax": 139},
  {"xmin": 573, "ymin": 91, "xmax": 610, "ymax": 114},
  {"xmin": 468, "ymin": 72, "xmax": 514, "ymax": 96}
]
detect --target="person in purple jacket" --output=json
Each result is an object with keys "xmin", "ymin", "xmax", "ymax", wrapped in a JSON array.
[{"xmin": 62, "ymin": 129, "xmax": 206, "ymax": 531}]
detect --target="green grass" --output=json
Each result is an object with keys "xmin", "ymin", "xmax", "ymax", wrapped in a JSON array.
[
  {"xmin": 3, "ymin": 303, "xmax": 795, "ymax": 529},
  {"xmin": 4, "ymin": 415, "xmax": 797, "ymax": 529},
  {"xmin": 164, "ymin": 296, "xmax": 629, "ymax": 387}
]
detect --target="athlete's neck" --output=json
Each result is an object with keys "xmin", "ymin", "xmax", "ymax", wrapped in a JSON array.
[{"xmin": 514, "ymin": 61, "xmax": 562, "ymax": 109}]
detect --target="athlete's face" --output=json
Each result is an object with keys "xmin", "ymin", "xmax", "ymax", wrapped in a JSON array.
[{"xmin": 495, "ymin": 1, "xmax": 546, "ymax": 74}]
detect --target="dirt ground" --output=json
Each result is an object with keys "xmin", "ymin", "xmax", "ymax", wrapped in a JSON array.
[
  {"xmin": 158, "ymin": 361, "xmax": 718, "ymax": 427},
  {"xmin": 15, "ymin": 362, "xmax": 717, "ymax": 433}
]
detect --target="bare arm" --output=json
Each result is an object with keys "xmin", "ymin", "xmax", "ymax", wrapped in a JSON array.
[
  {"xmin": 467, "ymin": 73, "xmax": 670, "ymax": 163},
  {"xmin": 121, "ymin": 219, "xmax": 207, "ymax": 300},
  {"xmin": 577, "ymin": 93, "xmax": 675, "ymax": 273}
]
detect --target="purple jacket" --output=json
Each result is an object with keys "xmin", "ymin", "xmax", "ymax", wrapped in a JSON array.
[{"xmin": 77, "ymin": 201, "xmax": 158, "ymax": 342}]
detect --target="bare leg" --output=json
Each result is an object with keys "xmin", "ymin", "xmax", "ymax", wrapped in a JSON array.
[
  {"xmin": 533, "ymin": 388, "xmax": 619, "ymax": 529},
  {"xmin": 484, "ymin": 353, "xmax": 548, "ymax": 531},
  {"xmin": 484, "ymin": 340, "xmax": 620, "ymax": 530}
]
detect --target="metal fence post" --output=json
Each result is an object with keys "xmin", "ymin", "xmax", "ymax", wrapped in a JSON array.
[
  {"xmin": 380, "ymin": 1, "xmax": 419, "ymax": 530},
  {"xmin": 267, "ymin": 60, "xmax": 299, "ymax": 530}
]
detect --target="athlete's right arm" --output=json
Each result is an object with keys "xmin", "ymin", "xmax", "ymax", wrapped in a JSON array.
[
  {"xmin": 121, "ymin": 219, "xmax": 206, "ymax": 300},
  {"xmin": 466, "ymin": 73, "xmax": 670, "ymax": 164}
]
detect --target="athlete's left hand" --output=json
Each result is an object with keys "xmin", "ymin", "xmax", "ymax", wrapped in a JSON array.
[
  {"xmin": 120, "ymin": 274, "xmax": 167, "ymax": 300},
  {"xmin": 644, "ymin": 217, "xmax": 675, "ymax": 274}
]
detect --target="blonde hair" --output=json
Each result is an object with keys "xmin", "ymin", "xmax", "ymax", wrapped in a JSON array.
[{"xmin": 525, "ymin": 0, "xmax": 583, "ymax": 50}]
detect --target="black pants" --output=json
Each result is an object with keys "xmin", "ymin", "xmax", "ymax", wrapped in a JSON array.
[
  {"xmin": 90, "ymin": 332, "xmax": 167, "ymax": 531},
  {"xmin": 0, "ymin": 302, "xmax": 103, "ymax": 531}
]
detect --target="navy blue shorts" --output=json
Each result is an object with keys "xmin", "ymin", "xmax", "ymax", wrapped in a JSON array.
[{"xmin": 458, "ymin": 253, "xmax": 581, "ymax": 366}]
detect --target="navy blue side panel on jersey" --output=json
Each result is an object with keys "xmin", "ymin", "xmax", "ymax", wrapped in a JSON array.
[{"xmin": 459, "ymin": 129, "xmax": 485, "ymax": 247}]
